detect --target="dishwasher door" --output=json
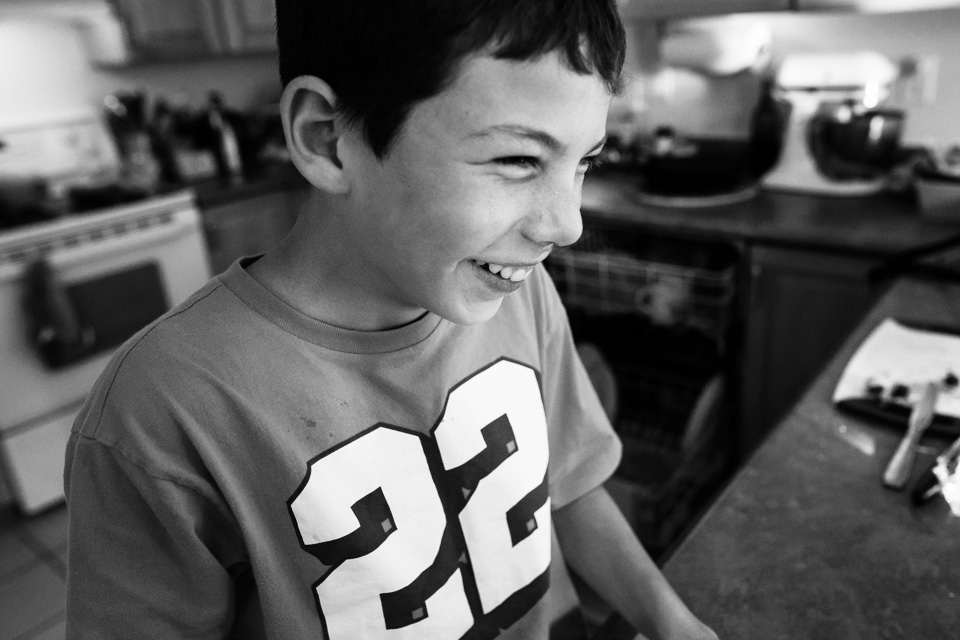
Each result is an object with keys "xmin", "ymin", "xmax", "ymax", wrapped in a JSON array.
[{"xmin": 545, "ymin": 225, "xmax": 740, "ymax": 560}]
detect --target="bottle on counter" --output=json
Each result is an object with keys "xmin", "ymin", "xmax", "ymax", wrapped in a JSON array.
[
  {"xmin": 104, "ymin": 91, "xmax": 162, "ymax": 193},
  {"xmin": 748, "ymin": 77, "xmax": 786, "ymax": 180},
  {"xmin": 163, "ymin": 95, "xmax": 219, "ymax": 184},
  {"xmin": 149, "ymin": 99, "xmax": 181, "ymax": 185},
  {"xmin": 207, "ymin": 92, "xmax": 244, "ymax": 185}
]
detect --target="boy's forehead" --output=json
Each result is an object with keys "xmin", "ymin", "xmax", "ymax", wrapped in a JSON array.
[
  {"xmin": 448, "ymin": 50, "xmax": 608, "ymax": 94},
  {"xmin": 419, "ymin": 52, "xmax": 611, "ymax": 145}
]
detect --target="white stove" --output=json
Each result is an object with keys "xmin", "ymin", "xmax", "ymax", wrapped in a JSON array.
[{"xmin": 0, "ymin": 191, "xmax": 212, "ymax": 514}]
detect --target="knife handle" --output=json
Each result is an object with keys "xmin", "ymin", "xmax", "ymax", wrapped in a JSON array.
[
  {"xmin": 883, "ymin": 434, "xmax": 919, "ymax": 489},
  {"xmin": 884, "ymin": 383, "xmax": 938, "ymax": 490}
]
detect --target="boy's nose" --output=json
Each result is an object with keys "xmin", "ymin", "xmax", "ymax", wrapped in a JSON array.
[{"xmin": 523, "ymin": 182, "xmax": 583, "ymax": 248}]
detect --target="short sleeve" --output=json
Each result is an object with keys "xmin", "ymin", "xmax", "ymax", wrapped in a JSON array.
[
  {"xmin": 532, "ymin": 268, "xmax": 623, "ymax": 509},
  {"xmin": 64, "ymin": 432, "xmax": 248, "ymax": 639}
]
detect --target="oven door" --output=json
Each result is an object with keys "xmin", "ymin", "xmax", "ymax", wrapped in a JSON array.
[{"xmin": 0, "ymin": 191, "xmax": 211, "ymax": 513}]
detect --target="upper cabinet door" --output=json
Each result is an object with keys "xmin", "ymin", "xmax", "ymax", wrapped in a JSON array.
[
  {"xmin": 617, "ymin": 0, "xmax": 959, "ymax": 18},
  {"xmin": 798, "ymin": 0, "xmax": 960, "ymax": 10},
  {"xmin": 219, "ymin": 0, "xmax": 277, "ymax": 54},
  {"xmin": 111, "ymin": 0, "xmax": 226, "ymax": 58},
  {"xmin": 618, "ymin": 0, "xmax": 791, "ymax": 20}
]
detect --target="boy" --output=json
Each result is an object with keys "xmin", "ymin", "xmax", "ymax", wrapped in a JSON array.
[{"xmin": 64, "ymin": 1, "xmax": 718, "ymax": 639}]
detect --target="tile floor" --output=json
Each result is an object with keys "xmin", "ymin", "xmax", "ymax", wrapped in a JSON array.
[{"xmin": 0, "ymin": 505, "xmax": 67, "ymax": 640}]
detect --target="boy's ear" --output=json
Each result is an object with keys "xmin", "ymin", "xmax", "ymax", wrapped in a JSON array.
[{"xmin": 280, "ymin": 75, "xmax": 350, "ymax": 195}]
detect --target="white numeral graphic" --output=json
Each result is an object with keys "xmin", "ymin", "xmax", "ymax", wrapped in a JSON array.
[
  {"xmin": 290, "ymin": 428, "xmax": 473, "ymax": 639},
  {"xmin": 289, "ymin": 360, "xmax": 551, "ymax": 639},
  {"xmin": 435, "ymin": 360, "xmax": 551, "ymax": 613}
]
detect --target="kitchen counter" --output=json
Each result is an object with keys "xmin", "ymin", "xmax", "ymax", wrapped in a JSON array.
[
  {"xmin": 582, "ymin": 174, "xmax": 960, "ymax": 256},
  {"xmin": 596, "ymin": 275, "xmax": 960, "ymax": 639},
  {"xmin": 174, "ymin": 162, "xmax": 308, "ymax": 209},
  {"xmin": 179, "ymin": 169, "xmax": 960, "ymax": 260}
]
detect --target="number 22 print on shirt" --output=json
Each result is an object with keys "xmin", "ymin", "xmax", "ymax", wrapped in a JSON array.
[{"xmin": 288, "ymin": 359, "xmax": 552, "ymax": 639}]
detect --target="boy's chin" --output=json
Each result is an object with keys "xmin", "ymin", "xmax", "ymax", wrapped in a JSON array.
[{"xmin": 441, "ymin": 297, "xmax": 505, "ymax": 326}]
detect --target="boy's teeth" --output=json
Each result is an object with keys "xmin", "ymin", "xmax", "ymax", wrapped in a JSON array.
[
  {"xmin": 476, "ymin": 260, "xmax": 533, "ymax": 283},
  {"xmin": 509, "ymin": 268, "xmax": 530, "ymax": 282}
]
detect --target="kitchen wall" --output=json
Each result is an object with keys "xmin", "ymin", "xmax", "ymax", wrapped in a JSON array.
[
  {"xmin": 0, "ymin": 17, "xmax": 280, "ymax": 125},
  {"xmin": 620, "ymin": 7, "xmax": 960, "ymax": 146}
]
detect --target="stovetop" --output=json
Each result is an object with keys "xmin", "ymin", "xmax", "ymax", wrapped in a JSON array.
[
  {"xmin": 0, "ymin": 109, "xmax": 133, "ymax": 232},
  {"xmin": 0, "ymin": 183, "xmax": 151, "ymax": 232}
]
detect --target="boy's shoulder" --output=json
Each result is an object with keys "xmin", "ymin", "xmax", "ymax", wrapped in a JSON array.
[
  {"xmin": 105, "ymin": 274, "xmax": 245, "ymax": 377},
  {"xmin": 78, "ymin": 266, "xmax": 266, "ymax": 421},
  {"xmin": 69, "ymin": 273, "xmax": 240, "ymax": 465},
  {"xmin": 106, "ymin": 257, "xmax": 306, "ymax": 380}
]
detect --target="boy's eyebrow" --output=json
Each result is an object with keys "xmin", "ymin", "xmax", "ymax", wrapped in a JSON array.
[{"xmin": 468, "ymin": 125, "xmax": 607, "ymax": 154}]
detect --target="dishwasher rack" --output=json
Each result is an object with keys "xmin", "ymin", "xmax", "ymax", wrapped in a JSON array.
[
  {"xmin": 546, "ymin": 226, "xmax": 740, "ymax": 559},
  {"xmin": 547, "ymin": 227, "xmax": 738, "ymax": 354},
  {"xmin": 606, "ymin": 364, "xmax": 731, "ymax": 557},
  {"xmin": 576, "ymin": 332, "xmax": 734, "ymax": 558}
]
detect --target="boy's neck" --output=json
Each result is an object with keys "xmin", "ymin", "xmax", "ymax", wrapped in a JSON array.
[{"xmin": 245, "ymin": 190, "xmax": 429, "ymax": 332}]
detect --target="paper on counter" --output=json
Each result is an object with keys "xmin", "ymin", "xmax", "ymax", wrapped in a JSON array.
[{"xmin": 833, "ymin": 318, "xmax": 960, "ymax": 419}]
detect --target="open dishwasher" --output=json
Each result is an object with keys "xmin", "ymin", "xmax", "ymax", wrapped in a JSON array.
[{"xmin": 545, "ymin": 223, "xmax": 741, "ymax": 561}]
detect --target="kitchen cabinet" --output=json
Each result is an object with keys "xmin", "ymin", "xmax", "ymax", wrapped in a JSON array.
[
  {"xmin": 201, "ymin": 188, "xmax": 302, "ymax": 275},
  {"xmin": 219, "ymin": 0, "xmax": 277, "ymax": 54},
  {"xmin": 110, "ymin": 0, "xmax": 226, "ymax": 58},
  {"xmin": 109, "ymin": 0, "xmax": 276, "ymax": 62},
  {"xmin": 616, "ymin": 0, "xmax": 959, "ymax": 19},
  {"xmin": 739, "ymin": 244, "xmax": 882, "ymax": 457},
  {"xmin": 798, "ymin": 0, "xmax": 960, "ymax": 11}
]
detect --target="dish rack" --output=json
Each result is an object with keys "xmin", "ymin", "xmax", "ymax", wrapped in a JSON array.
[
  {"xmin": 545, "ymin": 226, "xmax": 739, "ymax": 559},
  {"xmin": 547, "ymin": 227, "xmax": 737, "ymax": 354},
  {"xmin": 605, "ymin": 364, "xmax": 731, "ymax": 558}
]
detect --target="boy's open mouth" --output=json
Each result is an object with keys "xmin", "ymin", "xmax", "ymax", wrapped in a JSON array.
[{"xmin": 473, "ymin": 260, "xmax": 534, "ymax": 283}]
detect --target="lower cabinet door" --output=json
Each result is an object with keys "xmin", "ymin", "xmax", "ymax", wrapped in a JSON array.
[
  {"xmin": 740, "ymin": 245, "xmax": 883, "ymax": 457},
  {"xmin": 201, "ymin": 190, "xmax": 301, "ymax": 275}
]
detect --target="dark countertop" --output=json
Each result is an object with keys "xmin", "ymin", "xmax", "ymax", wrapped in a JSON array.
[
  {"xmin": 0, "ymin": 164, "xmax": 306, "ymax": 233},
  {"xmin": 163, "ymin": 162, "xmax": 308, "ymax": 210},
  {"xmin": 175, "ymin": 169, "xmax": 960, "ymax": 261},
  {"xmin": 646, "ymin": 276, "xmax": 960, "ymax": 639},
  {"xmin": 582, "ymin": 174, "xmax": 960, "ymax": 257}
]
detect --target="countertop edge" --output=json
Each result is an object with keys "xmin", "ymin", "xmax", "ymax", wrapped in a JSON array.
[{"xmin": 581, "ymin": 175, "xmax": 960, "ymax": 257}]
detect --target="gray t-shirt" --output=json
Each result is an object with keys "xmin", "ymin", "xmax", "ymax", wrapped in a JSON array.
[{"xmin": 64, "ymin": 257, "xmax": 621, "ymax": 639}]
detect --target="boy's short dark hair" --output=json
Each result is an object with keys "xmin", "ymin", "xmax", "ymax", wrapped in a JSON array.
[{"xmin": 275, "ymin": 0, "xmax": 626, "ymax": 159}]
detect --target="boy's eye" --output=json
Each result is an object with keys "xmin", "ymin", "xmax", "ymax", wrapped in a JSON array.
[
  {"xmin": 491, "ymin": 154, "xmax": 603, "ymax": 176},
  {"xmin": 494, "ymin": 156, "xmax": 540, "ymax": 171},
  {"xmin": 578, "ymin": 154, "xmax": 603, "ymax": 174}
]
